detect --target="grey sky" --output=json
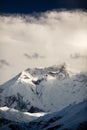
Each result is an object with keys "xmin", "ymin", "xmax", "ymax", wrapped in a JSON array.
[{"xmin": 0, "ymin": 11, "xmax": 87, "ymax": 84}]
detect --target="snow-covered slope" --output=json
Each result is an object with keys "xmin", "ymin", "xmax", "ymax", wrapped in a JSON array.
[
  {"xmin": 0, "ymin": 107, "xmax": 45, "ymax": 123},
  {"xmin": 0, "ymin": 100, "xmax": 87, "ymax": 130},
  {"xmin": 0, "ymin": 63, "xmax": 87, "ymax": 113},
  {"xmin": 27, "ymin": 100, "xmax": 87, "ymax": 130}
]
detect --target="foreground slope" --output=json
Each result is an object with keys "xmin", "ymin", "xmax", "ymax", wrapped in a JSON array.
[
  {"xmin": 0, "ymin": 100, "xmax": 87, "ymax": 130},
  {"xmin": 28, "ymin": 100, "xmax": 87, "ymax": 130},
  {"xmin": 0, "ymin": 107, "xmax": 45, "ymax": 123},
  {"xmin": 0, "ymin": 63, "xmax": 87, "ymax": 113}
]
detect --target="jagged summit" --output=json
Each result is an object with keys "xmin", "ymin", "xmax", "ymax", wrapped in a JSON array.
[
  {"xmin": 25, "ymin": 63, "xmax": 72, "ymax": 75},
  {"xmin": 1, "ymin": 63, "xmax": 73, "ymax": 86},
  {"xmin": 2, "ymin": 63, "xmax": 72, "ymax": 87},
  {"xmin": 24, "ymin": 63, "xmax": 73, "ymax": 81}
]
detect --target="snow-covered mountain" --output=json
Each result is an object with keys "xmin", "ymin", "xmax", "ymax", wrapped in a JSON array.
[
  {"xmin": 0, "ymin": 63, "xmax": 87, "ymax": 113},
  {"xmin": 0, "ymin": 100, "xmax": 87, "ymax": 130}
]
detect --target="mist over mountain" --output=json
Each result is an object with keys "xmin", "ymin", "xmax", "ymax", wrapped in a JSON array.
[
  {"xmin": 0, "ymin": 10, "xmax": 87, "ymax": 84},
  {"xmin": 0, "ymin": 1, "xmax": 87, "ymax": 129}
]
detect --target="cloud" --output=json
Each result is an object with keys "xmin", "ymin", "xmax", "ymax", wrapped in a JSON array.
[
  {"xmin": 0, "ymin": 10, "xmax": 87, "ymax": 83},
  {"xmin": 0, "ymin": 59, "xmax": 10, "ymax": 68},
  {"xmin": 70, "ymin": 53, "xmax": 87, "ymax": 59},
  {"xmin": 24, "ymin": 53, "xmax": 45, "ymax": 59},
  {"xmin": 24, "ymin": 53, "xmax": 32, "ymax": 59}
]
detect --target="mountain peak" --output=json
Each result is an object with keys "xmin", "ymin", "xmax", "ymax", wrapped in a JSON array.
[{"xmin": 0, "ymin": 64, "xmax": 87, "ymax": 113}]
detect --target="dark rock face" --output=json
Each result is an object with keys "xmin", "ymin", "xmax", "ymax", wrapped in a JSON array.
[
  {"xmin": 0, "ymin": 118, "xmax": 12, "ymax": 128},
  {"xmin": 77, "ymin": 121, "xmax": 87, "ymax": 130},
  {"xmin": 4, "ymin": 93, "xmax": 30, "ymax": 111},
  {"xmin": 29, "ymin": 106, "xmax": 44, "ymax": 113},
  {"xmin": 32, "ymin": 78, "xmax": 44, "ymax": 85}
]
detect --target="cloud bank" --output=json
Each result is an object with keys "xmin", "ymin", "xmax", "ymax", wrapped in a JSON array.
[{"xmin": 0, "ymin": 10, "xmax": 87, "ymax": 83}]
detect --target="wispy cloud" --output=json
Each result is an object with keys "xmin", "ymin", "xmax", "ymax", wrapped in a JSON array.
[
  {"xmin": 70, "ymin": 53, "xmax": 87, "ymax": 59},
  {"xmin": 0, "ymin": 59, "xmax": 10, "ymax": 68},
  {"xmin": 24, "ymin": 53, "xmax": 45, "ymax": 59}
]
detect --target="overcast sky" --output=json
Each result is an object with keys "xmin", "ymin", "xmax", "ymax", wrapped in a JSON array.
[{"xmin": 0, "ymin": 10, "xmax": 87, "ymax": 84}]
